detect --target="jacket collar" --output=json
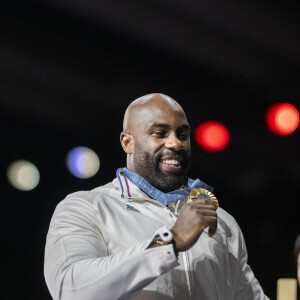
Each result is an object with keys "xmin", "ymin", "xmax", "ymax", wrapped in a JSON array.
[{"xmin": 115, "ymin": 168, "xmax": 213, "ymax": 206}]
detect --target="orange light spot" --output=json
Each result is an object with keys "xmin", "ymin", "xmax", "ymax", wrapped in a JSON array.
[{"xmin": 265, "ymin": 103, "xmax": 299, "ymax": 135}]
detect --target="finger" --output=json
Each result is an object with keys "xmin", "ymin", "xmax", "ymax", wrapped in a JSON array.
[
  {"xmin": 190, "ymin": 199, "xmax": 211, "ymax": 205},
  {"xmin": 195, "ymin": 214, "xmax": 217, "ymax": 237},
  {"xmin": 191, "ymin": 203, "xmax": 216, "ymax": 211},
  {"xmin": 195, "ymin": 209, "xmax": 217, "ymax": 217},
  {"xmin": 190, "ymin": 200, "xmax": 217, "ymax": 210}
]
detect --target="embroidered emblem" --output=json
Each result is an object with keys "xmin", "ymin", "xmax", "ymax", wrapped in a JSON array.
[{"xmin": 126, "ymin": 205, "xmax": 139, "ymax": 212}]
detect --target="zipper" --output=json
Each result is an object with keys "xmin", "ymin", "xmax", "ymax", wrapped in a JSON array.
[
  {"xmin": 183, "ymin": 252, "xmax": 192, "ymax": 298},
  {"xmin": 163, "ymin": 203, "xmax": 192, "ymax": 299}
]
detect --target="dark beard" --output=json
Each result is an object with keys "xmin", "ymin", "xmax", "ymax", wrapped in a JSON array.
[{"xmin": 133, "ymin": 151, "xmax": 190, "ymax": 193}]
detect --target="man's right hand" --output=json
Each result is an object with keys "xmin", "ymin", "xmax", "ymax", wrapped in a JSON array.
[{"xmin": 170, "ymin": 199, "xmax": 218, "ymax": 252}]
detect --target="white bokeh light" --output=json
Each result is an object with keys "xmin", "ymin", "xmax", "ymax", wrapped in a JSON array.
[
  {"xmin": 66, "ymin": 146, "xmax": 100, "ymax": 179},
  {"xmin": 7, "ymin": 160, "xmax": 40, "ymax": 191}
]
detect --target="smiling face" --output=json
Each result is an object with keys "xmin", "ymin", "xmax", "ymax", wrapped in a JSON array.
[{"xmin": 121, "ymin": 94, "xmax": 191, "ymax": 193}]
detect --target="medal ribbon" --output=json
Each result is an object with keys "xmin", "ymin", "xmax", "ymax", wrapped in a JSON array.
[{"xmin": 120, "ymin": 167, "xmax": 213, "ymax": 206}]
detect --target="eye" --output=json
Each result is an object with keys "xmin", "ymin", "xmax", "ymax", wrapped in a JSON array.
[
  {"xmin": 152, "ymin": 131, "xmax": 167, "ymax": 138},
  {"xmin": 178, "ymin": 132, "xmax": 190, "ymax": 140}
]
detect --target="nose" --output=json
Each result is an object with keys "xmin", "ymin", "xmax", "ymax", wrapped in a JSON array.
[{"xmin": 165, "ymin": 134, "xmax": 184, "ymax": 151}]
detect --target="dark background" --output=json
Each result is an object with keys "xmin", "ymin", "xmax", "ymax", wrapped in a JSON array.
[{"xmin": 1, "ymin": 1, "xmax": 299, "ymax": 299}]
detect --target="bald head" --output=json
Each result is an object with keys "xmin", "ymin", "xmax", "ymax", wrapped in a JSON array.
[
  {"xmin": 123, "ymin": 93, "xmax": 185, "ymax": 133},
  {"xmin": 120, "ymin": 93, "xmax": 191, "ymax": 192}
]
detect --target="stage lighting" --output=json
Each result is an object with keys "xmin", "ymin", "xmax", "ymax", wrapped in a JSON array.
[
  {"xmin": 265, "ymin": 103, "xmax": 299, "ymax": 135},
  {"xmin": 194, "ymin": 121, "xmax": 230, "ymax": 152},
  {"xmin": 7, "ymin": 160, "xmax": 40, "ymax": 191},
  {"xmin": 66, "ymin": 146, "xmax": 100, "ymax": 179}
]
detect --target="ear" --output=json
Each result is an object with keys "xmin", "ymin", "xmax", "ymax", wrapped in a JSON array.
[{"xmin": 120, "ymin": 132, "xmax": 134, "ymax": 154}]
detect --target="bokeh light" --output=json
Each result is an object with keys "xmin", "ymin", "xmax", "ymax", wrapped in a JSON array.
[
  {"xmin": 7, "ymin": 160, "xmax": 40, "ymax": 191},
  {"xmin": 66, "ymin": 146, "xmax": 100, "ymax": 178},
  {"xmin": 265, "ymin": 103, "xmax": 299, "ymax": 135},
  {"xmin": 194, "ymin": 121, "xmax": 230, "ymax": 152}
]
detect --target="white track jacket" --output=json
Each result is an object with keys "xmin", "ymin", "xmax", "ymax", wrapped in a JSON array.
[{"xmin": 44, "ymin": 172, "xmax": 269, "ymax": 300}]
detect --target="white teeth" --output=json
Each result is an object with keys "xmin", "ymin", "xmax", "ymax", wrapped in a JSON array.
[{"xmin": 162, "ymin": 159, "xmax": 180, "ymax": 165}]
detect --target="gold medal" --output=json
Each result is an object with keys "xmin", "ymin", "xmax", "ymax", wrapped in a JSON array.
[{"xmin": 188, "ymin": 188, "xmax": 219, "ymax": 209}]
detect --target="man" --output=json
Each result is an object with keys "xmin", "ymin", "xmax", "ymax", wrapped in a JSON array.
[{"xmin": 44, "ymin": 93, "xmax": 269, "ymax": 299}]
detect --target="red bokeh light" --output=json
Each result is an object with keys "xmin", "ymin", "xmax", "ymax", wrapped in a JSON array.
[
  {"xmin": 194, "ymin": 121, "xmax": 230, "ymax": 152},
  {"xmin": 265, "ymin": 103, "xmax": 299, "ymax": 135}
]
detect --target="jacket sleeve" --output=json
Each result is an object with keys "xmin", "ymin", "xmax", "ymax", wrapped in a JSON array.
[
  {"xmin": 44, "ymin": 196, "xmax": 179, "ymax": 300},
  {"xmin": 233, "ymin": 224, "xmax": 270, "ymax": 300}
]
